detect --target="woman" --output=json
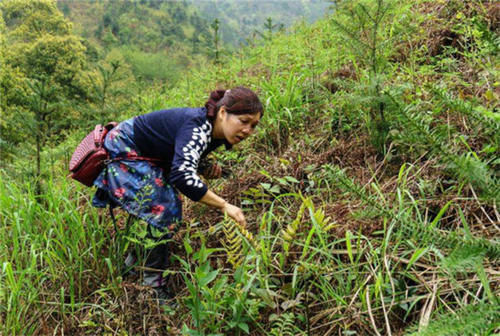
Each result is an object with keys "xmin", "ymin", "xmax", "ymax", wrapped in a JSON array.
[{"xmin": 92, "ymin": 86, "xmax": 263, "ymax": 300}]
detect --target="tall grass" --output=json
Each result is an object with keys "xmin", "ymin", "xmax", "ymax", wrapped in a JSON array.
[{"xmin": 0, "ymin": 169, "xmax": 115, "ymax": 335}]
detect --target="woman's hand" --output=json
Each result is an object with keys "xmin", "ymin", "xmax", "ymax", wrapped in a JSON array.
[
  {"xmin": 222, "ymin": 202, "xmax": 247, "ymax": 227},
  {"xmin": 199, "ymin": 190, "xmax": 245, "ymax": 226},
  {"xmin": 202, "ymin": 163, "xmax": 222, "ymax": 179}
]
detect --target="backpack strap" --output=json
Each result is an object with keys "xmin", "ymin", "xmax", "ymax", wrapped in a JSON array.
[
  {"xmin": 100, "ymin": 121, "xmax": 168, "ymax": 166},
  {"xmin": 104, "ymin": 155, "xmax": 166, "ymax": 166}
]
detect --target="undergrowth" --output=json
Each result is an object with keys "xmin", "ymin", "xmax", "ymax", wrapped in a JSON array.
[{"xmin": 1, "ymin": 0, "xmax": 499, "ymax": 334}]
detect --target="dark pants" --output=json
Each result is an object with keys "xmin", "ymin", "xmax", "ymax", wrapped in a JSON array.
[{"xmin": 125, "ymin": 225, "xmax": 173, "ymax": 288}]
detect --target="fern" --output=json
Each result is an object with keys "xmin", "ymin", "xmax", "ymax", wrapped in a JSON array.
[
  {"xmin": 282, "ymin": 196, "xmax": 336, "ymax": 255},
  {"xmin": 422, "ymin": 228, "xmax": 500, "ymax": 261},
  {"xmin": 405, "ymin": 302, "xmax": 500, "ymax": 336},
  {"xmin": 325, "ymin": 165, "xmax": 500, "ymax": 259},
  {"xmin": 235, "ymin": 222, "xmax": 257, "ymax": 249},
  {"xmin": 387, "ymin": 93, "xmax": 499, "ymax": 200},
  {"xmin": 222, "ymin": 217, "xmax": 257, "ymax": 269},
  {"xmin": 282, "ymin": 198, "xmax": 308, "ymax": 256},
  {"xmin": 310, "ymin": 206, "xmax": 336, "ymax": 233},
  {"xmin": 431, "ymin": 85, "xmax": 500, "ymax": 134},
  {"xmin": 448, "ymin": 153, "xmax": 497, "ymax": 198},
  {"xmin": 269, "ymin": 312, "xmax": 301, "ymax": 336}
]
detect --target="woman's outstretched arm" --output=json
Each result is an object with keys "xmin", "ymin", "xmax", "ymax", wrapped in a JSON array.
[{"xmin": 200, "ymin": 190, "xmax": 247, "ymax": 227}]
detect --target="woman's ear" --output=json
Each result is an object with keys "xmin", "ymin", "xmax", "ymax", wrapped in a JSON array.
[{"xmin": 218, "ymin": 106, "xmax": 226, "ymax": 120}]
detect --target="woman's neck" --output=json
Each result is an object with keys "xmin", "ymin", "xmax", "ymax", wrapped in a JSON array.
[{"xmin": 211, "ymin": 118, "xmax": 224, "ymax": 139}]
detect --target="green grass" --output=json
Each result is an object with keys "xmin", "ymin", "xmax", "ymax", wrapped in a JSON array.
[
  {"xmin": 0, "ymin": 170, "xmax": 117, "ymax": 334},
  {"xmin": 1, "ymin": 0, "xmax": 499, "ymax": 334}
]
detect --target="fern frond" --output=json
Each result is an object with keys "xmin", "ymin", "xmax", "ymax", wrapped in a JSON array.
[
  {"xmin": 270, "ymin": 312, "xmax": 298, "ymax": 336},
  {"xmin": 387, "ymin": 94, "xmax": 499, "ymax": 199},
  {"xmin": 420, "ymin": 229, "xmax": 500, "ymax": 261},
  {"xmin": 325, "ymin": 165, "xmax": 500, "ymax": 259},
  {"xmin": 405, "ymin": 302, "xmax": 500, "ymax": 336},
  {"xmin": 440, "ymin": 245, "xmax": 487, "ymax": 275},
  {"xmin": 311, "ymin": 207, "xmax": 335, "ymax": 232},
  {"xmin": 282, "ymin": 198, "xmax": 308, "ymax": 255},
  {"xmin": 223, "ymin": 219, "xmax": 244, "ymax": 268},
  {"xmin": 235, "ymin": 222, "xmax": 257, "ymax": 249},
  {"xmin": 431, "ymin": 85, "xmax": 500, "ymax": 131},
  {"xmin": 222, "ymin": 218, "xmax": 257, "ymax": 269}
]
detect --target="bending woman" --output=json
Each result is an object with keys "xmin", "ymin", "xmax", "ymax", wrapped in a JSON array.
[{"xmin": 92, "ymin": 86, "xmax": 262, "ymax": 298}]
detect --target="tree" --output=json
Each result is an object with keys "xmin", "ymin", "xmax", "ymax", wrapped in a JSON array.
[
  {"xmin": 211, "ymin": 18, "xmax": 221, "ymax": 63},
  {"xmin": 255, "ymin": 17, "xmax": 284, "ymax": 42},
  {"xmin": 1, "ymin": 0, "xmax": 87, "ymax": 191},
  {"xmin": 0, "ymin": 14, "xmax": 23, "ymax": 161},
  {"xmin": 330, "ymin": 0, "xmax": 398, "ymax": 152}
]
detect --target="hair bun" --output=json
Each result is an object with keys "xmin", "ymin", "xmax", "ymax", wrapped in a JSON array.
[{"xmin": 205, "ymin": 89, "xmax": 226, "ymax": 118}]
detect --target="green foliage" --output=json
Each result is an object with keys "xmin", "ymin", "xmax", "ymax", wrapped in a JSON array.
[
  {"xmin": 2, "ymin": 0, "xmax": 499, "ymax": 334},
  {"xmin": 83, "ymin": 51, "xmax": 136, "ymax": 125},
  {"xmin": 269, "ymin": 312, "xmax": 300, "ymax": 336},
  {"xmin": 330, "ymin": 0, "xmax": 414, "ymax": 152},
  {"xmin": 255, "ymin": 17, "xmax": 284, "ymax": 42},
  {"xmin": 324, "ymin": 164, "xmax": 500, "ymax": 259},
  {"xmin": 222, "ymin": 217, "xmax": 256, "ymax": 269},
  {"xmin": 177, "ymin": 236, "xmax": 262, "ymax": 335},
  {"xmin": 210, "ymin": 18, "xmax": 221, "ymax": 63},
  {"xmin": 0, "ymin": 170, "xmax": 114, "ymax": 335},
  {"xmin": 23, "ymin": 34, "xmax": 86, "ymax": 84},
  {"xmin": 387, "ymin": 93, "xmax": 499, "ymax": 200},
  {"xmin": 1, "ymin": 0, "xmax": 88, "ymax": 171},
  {"xmin": 3, "ymin": 0, "xmax": 71, "ymax": 38},
  {"xmin": 260, "ymin": 73, "xmax": 306, "ymax": 152},
  {"xmin": 177, "ymin": 241, "xmax": 224, "ymax": 335},
  {"xmin": 119, "ymin": 47, "xmax": 183, "ymax": 82},
  {"xmin": 54, "ymin": 0, "xmax": 217, "ymax": 84},
  {"xmin": 58, "ymin": 0, "xmax": 212, "ymax": 55},
  {"xmin": 440, "ymin": 245, "xmax": 486, "ymax": 275},
  {"xmin": 405, "ymin": 302, "xmax": 500, "ymax": 336}
]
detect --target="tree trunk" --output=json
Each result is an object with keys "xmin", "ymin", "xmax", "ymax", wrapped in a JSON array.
[{"xmin": 36, "ymin": 131, "xmax": 41, "ymax": 197}]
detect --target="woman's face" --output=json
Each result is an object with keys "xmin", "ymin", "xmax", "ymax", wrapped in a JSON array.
[{"xmin": 218, "ymin": 107, "xmax": 261, "ymax": 145}]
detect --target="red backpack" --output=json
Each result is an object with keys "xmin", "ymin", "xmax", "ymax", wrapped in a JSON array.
[
  {"xmin": 69, "ymin": 122, "xmax": 168, "ymax": 187},
  {"xmin": 69, "ymin": 122, "xmax": 118, "ymax": 187}
]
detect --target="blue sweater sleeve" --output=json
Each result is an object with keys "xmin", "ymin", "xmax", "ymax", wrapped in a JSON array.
[{"xmin": 168, "ymin": 116, "xmax": 212, "ymax": 201}]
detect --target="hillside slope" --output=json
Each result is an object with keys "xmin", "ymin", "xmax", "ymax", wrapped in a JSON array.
[
  {"xmin": 58, "ymin": 0, "xmax": 211, "ymax": 52},
  {"xmin": 1, "ymin": 0, "xmax": 499, "ymax": 335},
  {"xmin": 56, "ymin": 0, "xmax": 212, "ymax": 82}
]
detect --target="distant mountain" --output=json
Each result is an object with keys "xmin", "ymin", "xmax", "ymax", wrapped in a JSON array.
[
  {"xmin": 56, "ymin": 0, "xmax": 214, "ymax": 81},
  {"xmin": 188, "ymin": 0, "xmax": 332, "ymax": 46},
  {"xmin": 57, "ymin": 0, "xmax": 212, "ymax": 52},
  {"xmin": 58, "ymin": 0, "xmax": 331, "ymax": 52},
  {"xmin": 55, "ymin": 0, "xmax": 331, "ymax": 81}
]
